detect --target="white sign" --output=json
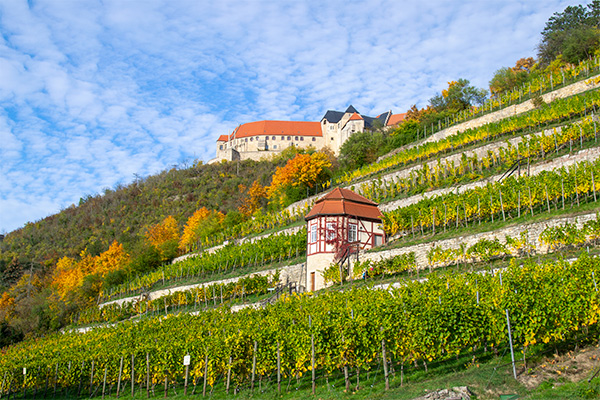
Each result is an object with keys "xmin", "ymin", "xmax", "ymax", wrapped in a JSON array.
[
  {"xmin": 183, "ymin": 355, "xmax": 191, "ymax": 366},
  {"xmin": 23, "ymin": 367, "xmax": 26, "ymax": 375}
]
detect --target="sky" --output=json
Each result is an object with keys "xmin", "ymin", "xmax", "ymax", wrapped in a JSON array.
[{"xmin": 0, "ymin": 0, "xmax": 587, "ymax": 234}]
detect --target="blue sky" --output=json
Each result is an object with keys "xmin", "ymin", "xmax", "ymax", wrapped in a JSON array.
[{"xmin": 0, "ymin": 0, "xmax": 584, "ymax": 233}]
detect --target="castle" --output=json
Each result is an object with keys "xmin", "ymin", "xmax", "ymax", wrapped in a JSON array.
[{"xmin": 210, "ymin": 105, "xmax": 405, "ymax": 163}]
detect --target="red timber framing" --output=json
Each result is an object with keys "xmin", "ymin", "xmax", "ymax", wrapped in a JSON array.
[
  {"xmin": 305, "ymin": 188, "xmax": 385, "ymax": 259},
  {"xmin": 306, "ymin": 215, "xmax": 383, "ymax": 256}
]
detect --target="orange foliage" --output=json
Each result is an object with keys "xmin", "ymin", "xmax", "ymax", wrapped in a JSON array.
[
  {"xmin": 0, "ymin": 292, "xmax": 15, "ymax": 321},
  {"xmin": 514, "ymin": 57, "xmax": 535, "ymax": 72},
  {"xmin": 145, "ymin": 216, "xmax": 179, "ymax": 248},
  {"xmin": 239, "ymin": 180, "xmax": 267, "ymax": 216},
  {"xmin": 52, "ymin": 241, "xmax": 129, "ymax": 301},
  {"xmin": 267, "ymin": 152, "xmax": 332, "ymax": 207},
  {"xmin": 94, "ymin": 241, "xmax": 129, "ymax": 276},
  {"xmin": 269, "ymin": 153, "xmax": 331, "ymax": 191},
  {"xmin": 179, "ymin": 207, "xmax": 212, "ymax": 250}
]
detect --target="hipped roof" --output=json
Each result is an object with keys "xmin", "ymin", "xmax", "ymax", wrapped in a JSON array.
[
  {"xmin": 233, "ymin": 120, "xmax": 322, "ymax": 139},
  {"xmin": 305, "ymin": 188, "xmax": 383, "ymax": 222}
]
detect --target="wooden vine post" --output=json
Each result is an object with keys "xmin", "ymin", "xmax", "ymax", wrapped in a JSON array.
[
  {"xmin": 251, "ymin": 341, "xmax": 257, "ymax": 392},
  {"xmin": 277, "ymin": 341, "xmax": 282, "ymax": 394},
  {"xmin": 131, "ymin": 354, "xmax": 135, "ymax": 398},
  {"xmin": 116, "ymin": 356, "xmax": 123, "ymax": 398},
  {"xmin": 310, "ymin": 316, "xmax": 316, "ymax": 395},
  {"xmin": 184, "ymin": 354, "xmax": 190, "ymax": 396},
  {"xmin": 381, "ymin": 327, "xmax": 389, "ymax": 391}
]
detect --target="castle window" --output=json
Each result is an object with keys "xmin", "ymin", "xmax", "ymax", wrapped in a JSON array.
[
  {"xmin": 295, "ymin": 136, "xmax": 298, "ymax": 141},
  {"xmin": 331, "ymin": 137, "xmax": 334, "ymax": 140},
  {"xmin": 300, "ymin": 137, "xmax": 304, "ymax": 141},
  {"xmin": 265, "ymin": 136, "xmax": 268, "ymax": 140},
  {"xmin": 250, "ymin": 137, "xmax": 253, "ymax": 141},
  {"xmin": 245, "ymin": 138, "xmax": 248, "ymax": 142},
  {"xmin": 287, "ymin": 136, "xmax": 291, "ymax": 140},
  {"xmin": 272, "ymin": 136, "xmax": 276, "ymax": 140},
  {"xmin": 219, "ymin": 145, "xmax": 223, "ymax": 150},
  {"xmin": 329, "ymin": 125, "xmax": 334, "ymax": 130},
  {"xmin": 312, "ymin": 138, "xmax": 316, "ymax": 142},
  {"xmin": 310, "ymin": 224, "xmax": 317, "ymax": 243},
  {"xmin": 273, "ymin": 145, "xmax": 277, "ymax": 149}
]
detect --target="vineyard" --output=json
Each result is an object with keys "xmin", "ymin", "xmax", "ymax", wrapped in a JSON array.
[
  {"xmin": 6, "ymin": 44, "xmax": 600, "ymax": 400},
  {"xmin": 1, "ymin": 253, "xmax": 599, "ymax": 398}
]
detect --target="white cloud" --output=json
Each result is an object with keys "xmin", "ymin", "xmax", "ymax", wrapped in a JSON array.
[{"xmin": 0, "ymin": 0, "xmax": 589, "ymax": 232}]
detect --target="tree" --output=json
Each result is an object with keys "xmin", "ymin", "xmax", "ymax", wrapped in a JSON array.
[
  {"xmin": 239, "ymin": 180, "xmax": 267, "ymax": 216},
  {"xmin": 538, "ymin": 2, "xmax": 600, "ymax": 65},
  {"xmin": 144, "ymin": 216, "xmax": 179, "ymax": 261},
  {"xmin": 489, "ymin": 58, "xmax": 536, "ymax": 96},
  {"xmin": 179, "ymin": 207, "xmax": 211, "ymax": 251},
  {"xmin": 338, "ymin": 131, "xmax": 386, "ymax": 171},
  {"xmin": 430, "ymin": 79, "xmax": 488, "ymax": 113},
  {"xmin": 268, "ymin": 152, "xmax": 332, "ymax": 207},
  {"xmin": 179, "ymin": 208, "xmax": 225, "ymax": 251}
]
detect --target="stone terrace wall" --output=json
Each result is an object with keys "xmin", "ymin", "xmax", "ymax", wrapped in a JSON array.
[
  {"xmin": 100, "ymin": 262, "xmax": 305, "ymax": 309},
  {"xmin": 360, "ymin": 212, "xmax": 598, "ymax": 270}
]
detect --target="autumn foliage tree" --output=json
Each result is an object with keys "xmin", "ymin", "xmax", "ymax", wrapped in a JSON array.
[
  {"xmin": 179, "ymin": 207, "xmax": 225, "ymax": 252},
  {"xmin": 239, "ymin": 180, "xmax": 267, "ymax": 216},
  {"xmin": 144, "ymin": 215, "xmax": 179, "ymax": 261},
  {"xmin": 267, "ymin": 151, "xmax": 332, "ymax": 207},
  {"xmin": 52, "ymin": 241, "xmax": 129, "ymax": 304}
]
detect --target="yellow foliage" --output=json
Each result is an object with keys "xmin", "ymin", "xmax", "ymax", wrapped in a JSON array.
[
  {"xmin": 52, "ymin": 256, "xmax": 82, "ymax": 300},
  {"xmin": 52, "ymin": 242, "xmax": 129, "ymax": 301},
  {"xmin": 145, "ymin": 216, "xmax": 179, "ymax": 248},
  {"xmin": 441, "ymin": 81, "xmax": 458, "ymax": 98},
  {"xmin": 94, "ymin": 241, "xmax": 129, "ymax": 276},
  {"xmin": 179, "ymin": 207, "xmax": 214, "ymax": 251}
]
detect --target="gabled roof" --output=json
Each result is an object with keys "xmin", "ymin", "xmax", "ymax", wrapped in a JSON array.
[
  {"xmin": 232, "ymin": 120, "xmax": 322, "ymax": 139},
  {"xmin": 387, "ymin": 113, "xmax": 406, "ymax": 126},
  {"xmin": 349, "ymin": 112, "xmax": 363, "ymax": 121},
  {"xmin": 345, "ymin": 105, "xmax": 359, "ymax": 114},
  {"xmin": 217, "ymin": 134, "xmax": 230, "ymax": 142},
  {"xmin": 305, "ymin": 188, "xmax": 383, "ymax": 222}
]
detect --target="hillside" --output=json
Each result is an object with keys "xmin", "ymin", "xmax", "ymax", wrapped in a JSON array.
[{"xmin": 3, "ymin": 4, "xmax": 600, "ymax": 397}]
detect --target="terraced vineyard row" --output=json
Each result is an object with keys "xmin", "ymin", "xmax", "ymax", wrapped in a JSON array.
[
  {"xmin": 383, "ymin": 157, "xmax": 600, "ymax": 236},
  {"xmin": 1, "ymin": 253, "xmax": 599, "ymax": 398},
  {"xmin": 358, "ymin": 115, "xmax": 599, "ymax": 203},
  {"xmin": 340, "ymin": 85, "xmax": 600, "ymax": 185},
  {"xmin": 102, "ymin": 229, "xmax": 306, "ymax": 303}
]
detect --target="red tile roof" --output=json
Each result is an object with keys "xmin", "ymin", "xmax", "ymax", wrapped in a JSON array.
[
  {"xmin": 305, "ymin": 188, "xmax": 383, "ymax": 221},
  {"xmin": 217, "ymin": 134, "xmax": 230, "ymax": 142},
  {"xmin": 387, "ymin": 113, "xmax": 406, "ymax": 126},
  {"xmin": 349, "ymin": 112, "xmax": 363, "ymax": 121},
  {"xmin": 233, "ymin": 120, "xmax": 322, "ymax": 139}
]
